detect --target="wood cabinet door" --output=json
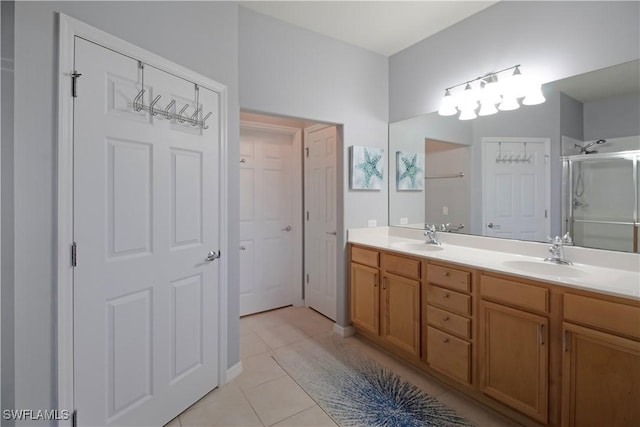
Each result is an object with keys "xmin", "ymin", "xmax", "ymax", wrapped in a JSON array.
[
  {"xmin": 381, "ymin": 273, "xmax": 420, "ymax": 357},
  {"xmin": 350, "ymin": 263, "xmax": 380, "ymax": 335},
  {"xmin": 562, "ymin": 323, "xmax": 640, "ymax": 427},
  {"xmin": 480, "ymin": 301, "xmax": 549, "ymax": 423}
]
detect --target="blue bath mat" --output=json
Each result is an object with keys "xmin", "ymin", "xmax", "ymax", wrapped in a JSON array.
[{"xmin": 273, "ymin": 336, "xmax": 475, "ymax": 427}]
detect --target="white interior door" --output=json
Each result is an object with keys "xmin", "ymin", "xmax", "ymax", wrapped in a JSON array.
[
  {"xmin": 239, "ymin": 123, "xmax": 301, "ymax": 315},
  {"xmin": 482, "ymin": 138, "xmax": 550, "ymax": 241},
  {"xmin": 73, "ymin": 38, "xmax": 220, "ymax": 426},
  {"xmin": 304, "ymin": 126, "xmax": 337, "ymax": 320}
]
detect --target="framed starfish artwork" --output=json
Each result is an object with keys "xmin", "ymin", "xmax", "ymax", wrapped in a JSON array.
[
  {"xmin": 396, "ymin": 151, "xmax": 424, "ymax": 191},
  {"xmin": 350, "ymin": 146, "xmax": 384, "ymax": 190}
]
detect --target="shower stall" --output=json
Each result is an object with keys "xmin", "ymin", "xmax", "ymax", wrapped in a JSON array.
[{"xmin": 563, "ymin": 150, "xmax": 640, "ymax": 253}]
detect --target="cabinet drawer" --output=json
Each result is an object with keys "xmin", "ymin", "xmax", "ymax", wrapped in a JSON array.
[
  {"xmin": 382, "ymin": 253, "xmax": 421, "ymax": 280},
  {"xmin": 427, "ymin": 285, "xmax": 471, "ymax": 316},
  {"xmin": 480, "ymin": 274, "xmax": 549, "ymax": 314},
  {"xmin": 427, "ymin": 264, "xmax": 471, "ymax": 293},
  {"xmin": 427, "ymin": 305, "xmax": 471, "ymax": 339},
  {"xmin": 427, "ymin": 326, "xmax": 471, "ymax": 385},
  {"xmin": 351, "ymin": 246, "xmax": 379, "ymax": 268},
  {"xmin": 565, "ymin": 293, "xmax": 640, "ymax": 340}
]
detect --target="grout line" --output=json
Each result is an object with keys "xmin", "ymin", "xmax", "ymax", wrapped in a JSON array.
[
  {"xmin": 237, "ymin": 381, "xmax": 268, "ymax": 427},
  {"xmin": 269, "ymin": 355, "xmax": 340, "ymax": 427}
]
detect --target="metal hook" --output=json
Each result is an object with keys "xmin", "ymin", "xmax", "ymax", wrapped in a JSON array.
[
  {"xmin": 149, "ymin": 95, "xmax": 161, "ymax": 116},
  {"xmin": 190, "ymin": 107, "xmax": 201, "ymax": 127},
  {"xmin": 202, "ymin": 112, "xmax": 213, "ymax": 129},
  {"xmin": 164, "ymin": 100, "xmax": 175, "ymax": 120},
  {"xmin": 177, "ymin": 105, "xmax": 189, "ymax": 123},
  {"xmin": 133, "ymin": 89, "xmax": 145, "ymax": 112}
]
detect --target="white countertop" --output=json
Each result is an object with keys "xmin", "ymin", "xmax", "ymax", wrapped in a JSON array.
[{"xmin": 348, "ymin": 227, "xmax": 640, "ymax": 300}]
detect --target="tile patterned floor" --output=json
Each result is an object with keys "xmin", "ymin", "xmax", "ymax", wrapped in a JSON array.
[{"xmin": 167, "ymin": 306, "xmax": 519, "ymax": 427}]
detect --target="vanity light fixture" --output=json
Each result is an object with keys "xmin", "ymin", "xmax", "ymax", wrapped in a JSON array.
[{"xmin": 438, "ymin": 65, "xmax": 545, "ymax": 120}]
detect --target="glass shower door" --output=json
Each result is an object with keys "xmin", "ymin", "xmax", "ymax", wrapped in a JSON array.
[{"xmin": 567, "ymin": 154, "xmax": 638, "ymax": 253}]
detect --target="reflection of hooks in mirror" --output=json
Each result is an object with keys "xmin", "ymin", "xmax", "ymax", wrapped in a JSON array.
[{"xmin": 495, "ymin": 141, "xmax": 532, "ymax": 163}]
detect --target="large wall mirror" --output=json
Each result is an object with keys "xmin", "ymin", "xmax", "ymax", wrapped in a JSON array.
[{"xmin": 389, "ymin": 60, "xmax": 640, "ymax": 253}]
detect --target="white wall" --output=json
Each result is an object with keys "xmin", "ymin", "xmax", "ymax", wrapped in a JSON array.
[
  {"xmin": 390, "ymin": 1, "xmax": 640, "ymax": 122},
  {"xmin": 584, "ymin": 93, "xmax": 640, "ymax": 141},
  {"xmin": 238, "ymin": 6, "xmax": 389, "ymax": 326},
  {"xmin": 424, "ymin": 141, "xmax": 471, "ymax": 231},
  {"xmin": 10, "ymin": 1, "xmax": 240, "ymax": 420}
]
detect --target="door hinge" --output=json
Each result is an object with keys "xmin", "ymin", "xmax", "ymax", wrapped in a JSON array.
[
  {"xmin": 305, "ymin": 147, "xmax": 309, "ymax": 158},
  {"xmin": 306, "ymin": 211, "xmax": 309, "ymax": 221},
  {"xmin": 71, "ymin": 242, "xmax": 77, "ymax": 267},
  {"xmin": 306, "ymin": 274, "xmax": 309, "ymax": 284},
  {"xmin": 545, "ymin": 209, "xmax": 548, "ymax": 218},
  {"xmin": 71, "ymin": 71, "xmax": 82, "ymax": 97},
  {"xmin": 71, "ymin": 409, "xmax": 77, "ymax": 427}
]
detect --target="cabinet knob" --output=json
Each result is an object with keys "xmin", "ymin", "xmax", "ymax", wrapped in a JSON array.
[
  {"xmin": 443, "ymin": 338, "xmax": 450, "ymax": 344},
  {"xmin": 444, "ymin": 271, "xmax": 450, "ymax": 277},
  {"xmin": 443, "ymin": 293, "xmax": 450, "ymax": 299},
  {"xmin": 443, "ymin": 316, "xmax": 450, "ymax": 322}
]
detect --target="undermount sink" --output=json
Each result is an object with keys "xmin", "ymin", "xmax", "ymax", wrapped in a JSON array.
[
  {"xmin": 390, "ymin": 241, "xmax": 444, "ymax": 252},
  {"xmin": 501, "ymin": 260, "xmax": 588, "ymax": 278}
]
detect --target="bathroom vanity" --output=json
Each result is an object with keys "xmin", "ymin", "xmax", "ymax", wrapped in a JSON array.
[{"xmin": 348, "ymin": 227, "xmax": 640, "ymax": 427}]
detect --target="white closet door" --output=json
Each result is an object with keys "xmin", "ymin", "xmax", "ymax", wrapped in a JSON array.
[
  {"xmin": 304, "ymin": 126, "xmax": 337, "ymax": 321},
  {"xmin": 239, "ymin": 126, "xmax": 296, "ymax": 315},
  {"xmin": 482, "ymin": 139, "xmax": 550, "ymax": 242},
  {"xmin": 73, "ymin": 38, "xmax": 219, "ymax": 426}
]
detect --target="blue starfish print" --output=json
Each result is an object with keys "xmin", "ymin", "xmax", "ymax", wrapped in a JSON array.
[
  {"xmin": 356, "ymin": 148, "xmax": 383, "ymax": 188},
  {"xmin": 399, "ymin": 154, "xmax": 423, "ymax": 189}
]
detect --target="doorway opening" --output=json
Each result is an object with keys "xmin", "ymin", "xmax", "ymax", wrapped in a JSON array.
[{"xmin": 239, "ymin": 111, "xmax": 340, "ymax": 321}]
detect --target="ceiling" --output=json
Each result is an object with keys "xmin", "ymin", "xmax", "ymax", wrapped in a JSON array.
[{"xmin": 240, "ymin": 1, "xmax": 498, "ymax": 56}]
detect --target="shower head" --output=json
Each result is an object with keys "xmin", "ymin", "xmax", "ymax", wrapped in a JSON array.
[{"xmin": 578, "ymin": 139, "xmax": 607, "ymax": 154}]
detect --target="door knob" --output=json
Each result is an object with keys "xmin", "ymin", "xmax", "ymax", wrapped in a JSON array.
[
  {"xmin": 326, "ymin": 231, "xmax": 337, "ymax": 235},
  {"xmin": 206, "ymin": 250, "xmax": 221, "ymax": 261},
  {"xmin": 282, "ymin": 225, "xmax": 292, "ymax": 232},
  {"xmin": 487, "ymin": 222, "xmax": 501, "ymax": 229}
]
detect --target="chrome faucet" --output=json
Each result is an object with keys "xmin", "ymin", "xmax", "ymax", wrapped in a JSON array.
[
  {"xmin": 544, "ymin": 233, "xmax": 573, "ymax": 265},
  {"xmin": 424, "ymin": 224, "xmax": 441, "ymax": 246},
  {"xmin": 438, "ymin": 223, "xmax": 465, "ymax": 232}
]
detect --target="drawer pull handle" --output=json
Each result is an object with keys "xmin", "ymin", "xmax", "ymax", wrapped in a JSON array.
[
  {"xmin": 443, "ymin": 338, "xmax": 450, "ymax": 343},
  {"xmin": 443, "ymin": 293, "xmax": 450, "ymax": 299},
  {"xmin": 444, "ymin": 272, "xmax": 450, "ymax": 277},
  {"xmin": 443, "ymin": 316, "xmax": 450, "ymax": 322}
]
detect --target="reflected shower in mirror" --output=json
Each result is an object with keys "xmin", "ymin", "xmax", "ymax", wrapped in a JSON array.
[{"xmin": 389, "ymin": 60, "xmax": 640, "ymax": 252}]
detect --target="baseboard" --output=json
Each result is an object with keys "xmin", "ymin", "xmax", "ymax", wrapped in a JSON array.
[
  {"xmin": 226, "ymin": 361, "xmax": 243, "ymax": 383},
  {"xmin": 333, "ymin": 323, "xmax": 356, "ymax": 338}
]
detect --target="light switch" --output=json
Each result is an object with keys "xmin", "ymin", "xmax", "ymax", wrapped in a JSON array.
[{"xmin": 442, "ymin": 206, "xmax": 449, "ymax": 216}]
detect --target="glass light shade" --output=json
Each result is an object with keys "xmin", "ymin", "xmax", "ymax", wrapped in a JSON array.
[
  {"xmin": 501, "ymin": 67, "xmax": 530, "ymax": 100},
  {"xmin": 509, "ymin": 67, "xmax": 528, "ymax": 97},
  {"xmin": 458, "ymin": 83, "xmax": 479, "ymax": 110},
  {"xmin": 438, "ymin": 89, "xmax": 458, "ymax": 116},
  {"xmin": 522, "ymin": 85, "xmax": 546, "ymax": 105},
  {"xmin": 459, "ymin": 107, "xmax": 477, "ymax": 120},
  {"xmin": 498, "ymin": 95, "xmax": 520, "ymax": 111},
  {"xmin": 478, "ymin": 101, "xmax": 499, "ymax": 116},
  {"xmin": 480, "ymin": 77, "xmax": 502, "ymax": 105}
]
